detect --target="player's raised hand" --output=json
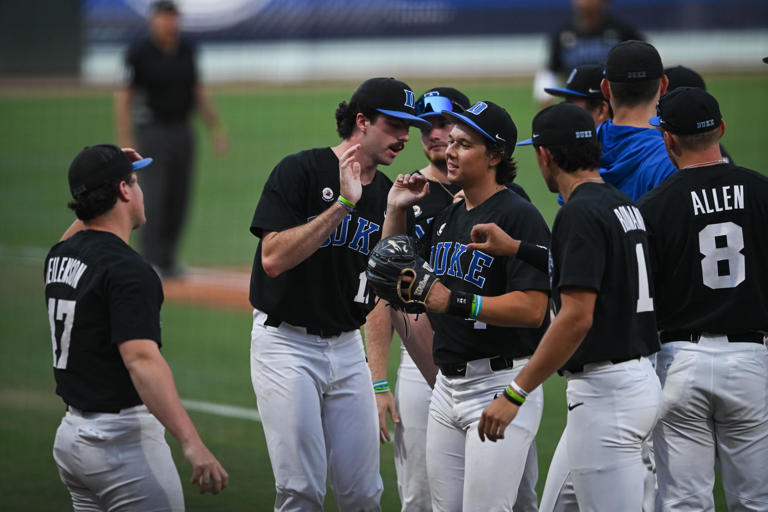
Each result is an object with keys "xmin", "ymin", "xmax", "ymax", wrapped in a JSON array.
[
  {"xmin": 121, "ymin": 147, "xmax": 144, "ymax": 162},
  {"xmin": 183, "ymin": 439, "xmax": 229, "ymax": 494},
  {"xmin": 386, "ymin": 173, "xmax": 430, "ymax": 210},
  {"xmin": 467, "ymin": 223, "xmax": 520, "ymax": 257},
  {"xmin": 339, "ymin": 144, "xmax": 363, "ymax": 204},
  {"xmin": 375, "ymin": 391, "xmax": 400, "ymax": 443},
  {"xmin": 478, "ymin": 394, "xmax": 520, "ymax": 443}
]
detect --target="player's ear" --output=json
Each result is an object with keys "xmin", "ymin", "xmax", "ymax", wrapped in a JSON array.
[
  {"xmin": 719, "ymin": 120, "xmax": 726, "ymax": 138},
  {"xmin": 600, "ymin": 78, "xmax": 611, "ymax": 102},
  {"xmin": 355, "ymin": 112, "xmax": 370, "ymax": 136},
  {"xmin": 659, "ymin": 75, "xmax": 669, "ymax": 97}
]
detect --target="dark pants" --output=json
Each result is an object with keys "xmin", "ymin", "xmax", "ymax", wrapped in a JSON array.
[{"xmin": 135, "ymin": 122, "xmax": 195, "ymax": 274}]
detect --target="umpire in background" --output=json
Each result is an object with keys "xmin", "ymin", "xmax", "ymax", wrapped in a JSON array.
[
  {"xmin": 638, "ymin": 87, "xmax": 768, "ymax": 511},
  {"xmin": 46, "ymin": 145, "xmax": 227, "ymax": 510},
  {"xmin": 115, "ymin": 0, "xmax": 228, "ymax": 278}
]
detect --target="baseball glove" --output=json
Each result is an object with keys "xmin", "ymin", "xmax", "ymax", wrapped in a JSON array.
[{"xmin": 366, "ymin": 234, "xmax": 439, "ymax": 314}]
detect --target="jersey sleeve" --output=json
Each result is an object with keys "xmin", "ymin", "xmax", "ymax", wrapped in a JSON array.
[
  {"xmin": 502, "ymin": 202, "xmax": 552, "ymax": 292},
  {"xmin": 106, "ymin": 262, "xmax": 163, "ymax": 346},
  {"xmin": 553, "ymin": 204, "xmax": 606, "ymax": 292},
  {"xmin": 250, "ymin": 153, "xmax": 310, "ymax": 238}
]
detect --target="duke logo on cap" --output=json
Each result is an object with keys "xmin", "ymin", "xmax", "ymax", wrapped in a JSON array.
[
  {"xmin": 441, "ymin": 100, "xmax": 517, "ymax": 159},
  {"xmin": 605, "ymin": 40, "xmax": 663, "ymax": 83},
  {"xmin": 649, "ymin": 87, "xmax": 723, "ymax": 135},
  {"xmin": 350, "ymin": 77, "xmax": 431, "ymax": 129}
]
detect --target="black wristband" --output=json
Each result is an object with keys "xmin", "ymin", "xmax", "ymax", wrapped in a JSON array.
[
  {"xmin": 517, "ymin": 242, "xmax": 550, "ymax": 274},
  {"xmin": 447, "ymin": 291, "xmax": 473, "ymax": 318},
  {"xmin": 501, "ymin": 388, "xmax": 524, "ymax": 406}
]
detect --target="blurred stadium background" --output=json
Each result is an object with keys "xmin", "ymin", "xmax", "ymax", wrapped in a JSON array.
[{"xmin": 1, "ymin": 0, "xmax": 766, "ymax": 510}]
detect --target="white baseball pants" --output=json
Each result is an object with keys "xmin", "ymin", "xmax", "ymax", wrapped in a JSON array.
[
  {"xmin": 53, "ymin": 405, "xmax": 184, "ymax": 512},
  {"xmin": 250, "ymin": 309, "xmax": 383, "ymax": 512},
  {"xmin": 543, "ymin": 356, "xmax": 661, "ymax": 512},
  {"xmin": 426, "ymin": 358, "xmax": 543, "ymax": 512},
  {"xmin": 654, "ymin": 335, "xmax": 768, "ymax": 512}
]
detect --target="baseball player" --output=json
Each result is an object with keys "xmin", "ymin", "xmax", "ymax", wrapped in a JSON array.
[
  {"xmin": 664, "ymin": 64, "xmax": 735, "ymax": 164},
  {"xmin": 638, "ymin": 87, "xmax": 768, "ymax": 511},
  {"xmin": 543, "ymin": 64, "xmax": 611, "ymax": 128},
  {"xmin": 377, "ymin": 100, "xmax": 551, "ymax": 511},
  {"xmin": 367, "ymin": 88, "xmax": 540, "ymax": 511},
  {"xmin": 474, "ymin": 103, "xmax": 662, "ymax": 511},
  {"xmin": 248, "ymin": 77, "xmax": 429, "ymax": 511},
  {"xmin": 46, "ymin": 145, "xmax": 228, "ymax": 510}
]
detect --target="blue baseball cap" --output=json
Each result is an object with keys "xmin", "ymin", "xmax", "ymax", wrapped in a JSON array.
[
  {"xmin": 350, "ymin": 77, "xmax": 431, "ymax": 129},
  {"xmin": 69, "ymin": 144, "xmax": 153, "ymax": 197},
  {"xmin": 442, "ymin": 101, "xmax": 517, "ymax": 159}
]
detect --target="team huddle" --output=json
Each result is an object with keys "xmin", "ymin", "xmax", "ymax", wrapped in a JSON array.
[{"xmin": 44, "ymin": 35, "xmax": 768, "ymax": 512}]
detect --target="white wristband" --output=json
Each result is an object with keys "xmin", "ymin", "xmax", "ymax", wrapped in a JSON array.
[{"xmin": 509, "ymin": 380, "xmax": 529, "ymax": 399}]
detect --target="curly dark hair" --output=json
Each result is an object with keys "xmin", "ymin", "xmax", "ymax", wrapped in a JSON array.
[
  {"xmin": 536, "ymin": 139, "xmax": 602, "ymax": 174},
  {"xmin": 67, "ymin": 173, "xmax": 133, "ymax": 221},
  {"xmin": 484, "ymin": 140, "xmax": 518, "ymax": 184},
  {"xmin": 335, "ymin": 101, "xmax": 381, "ymax": 139}
]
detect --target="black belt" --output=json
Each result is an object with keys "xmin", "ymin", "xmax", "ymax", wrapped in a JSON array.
[
  {"xmin": 565, "ymin": 355, "xmax": 640, "ymax": 375},
  {"xmin": 660, "ymin": 331, "xmax": 765, "ymax": 344},
  {"xmin": 264, "ymin": 315, "xmax": 342, "ymax": 338},
  {"xmin": 439, "ymin": 356, "xmax": 521, "ymax": 378}
]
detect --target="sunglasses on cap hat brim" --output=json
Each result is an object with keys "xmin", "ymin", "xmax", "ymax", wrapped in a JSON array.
[{"xmin": 416, "ymin": 96, "xmax": 459, "ymax": 118}]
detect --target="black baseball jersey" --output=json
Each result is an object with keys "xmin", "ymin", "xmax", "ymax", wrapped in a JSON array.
[
  {"xmin": 637, "ymin": 163, "xmax": 768, "ymax": 333},
  {"xmin": 249, "ymin": 147, "xmax": 392, "ymax": 332},
  {"xmin": 409, "ymin": 170, "xmax": 532, "ymax": 239},
  {"xmin": 125, "ymin": 38, "xmax": 198, "ymax": 124},
  {"xmin": 44, "ymin": 230, "xmax": 163, "ymax": 412},
  {"xmin": 548, "ymin": 17, "xmax": 643, "ymax": 75},
  {"xmin": 421, "ymin": 189, "xmax": 551, "ymax": 365},
  {"xmin": 551, "ymin": 183, "xmax": 659, "ymax": 372}
]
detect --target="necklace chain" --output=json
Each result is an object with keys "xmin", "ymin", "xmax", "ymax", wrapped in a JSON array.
[{"xmin": 681, "ymin": 159, "xmax": 725, "ymax": 169}]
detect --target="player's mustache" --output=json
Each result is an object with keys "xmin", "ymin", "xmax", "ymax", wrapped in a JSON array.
[{"xmin": 389, "ymin": 142, "xmax": 405, "ymax": 153}]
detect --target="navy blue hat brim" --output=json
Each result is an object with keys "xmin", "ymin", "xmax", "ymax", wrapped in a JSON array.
[
  {"xmin": 377, "ymin": 109, "xmax": 432, "ymax": 128},
  {"xmin": 517, "ymin": 139, "xmax": 534, "ymax": 146},
  {"xmin": 441, "ymin": 110, "xmax": 496, "ymax": 144},
  {"xmin": 648, "ymin": 116, "xmax": 662, "ymax": 127},
  {"xmin": 544, "ymin": 87, "xmax": 588, "ymax": 98},
  {"xmin": 132, "ymin": 157, "xmax": 153, "ymax": 170}
]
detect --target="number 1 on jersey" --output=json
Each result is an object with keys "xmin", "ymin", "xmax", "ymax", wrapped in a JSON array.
[
  {"xmin": 47, "ymin": 298, "xmax": 75, "ymax": 369},
  {"xmin": 354, "ymin": 271, "xmax": 370, "ymax": 303},
  {"xmin": 635, "ymin": 243, "xmax": 654, "ymax": 313}
]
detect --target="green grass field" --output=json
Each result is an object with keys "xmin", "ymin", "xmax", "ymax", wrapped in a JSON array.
[{"xmin": 1, "ymin": 74, "xmax": 766, "ymax": 510}]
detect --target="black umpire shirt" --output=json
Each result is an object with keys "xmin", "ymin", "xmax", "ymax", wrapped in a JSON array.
[
  {"xmin": 421, "ymin": 189, "xmax": 551, "ymax": 365},
  {"xmin": 125, "ymin": 38, "xmax": 198, "ymax": 124},
  {"xmin": 44, "ymin": 230, "xmax": 163, "ymax": 412},
  {"xmin": 551, "ymin": 183, "xmax": 659, "ymax": 372},
  {"xmin": 548, "ymin": 17, "xmax": 643, "ymax": 75},
  {"xmin": 249, "ymin": 147, "xmax": 392, "ymax": 333},
  {"xmin": 638, "ymin": 163, "xmax": 768, "ymax": 334}
]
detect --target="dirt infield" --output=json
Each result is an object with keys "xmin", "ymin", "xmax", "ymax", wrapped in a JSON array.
[{"xmin": 162, "ymin": 267, "xmax": 251, "ymax": 312}]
